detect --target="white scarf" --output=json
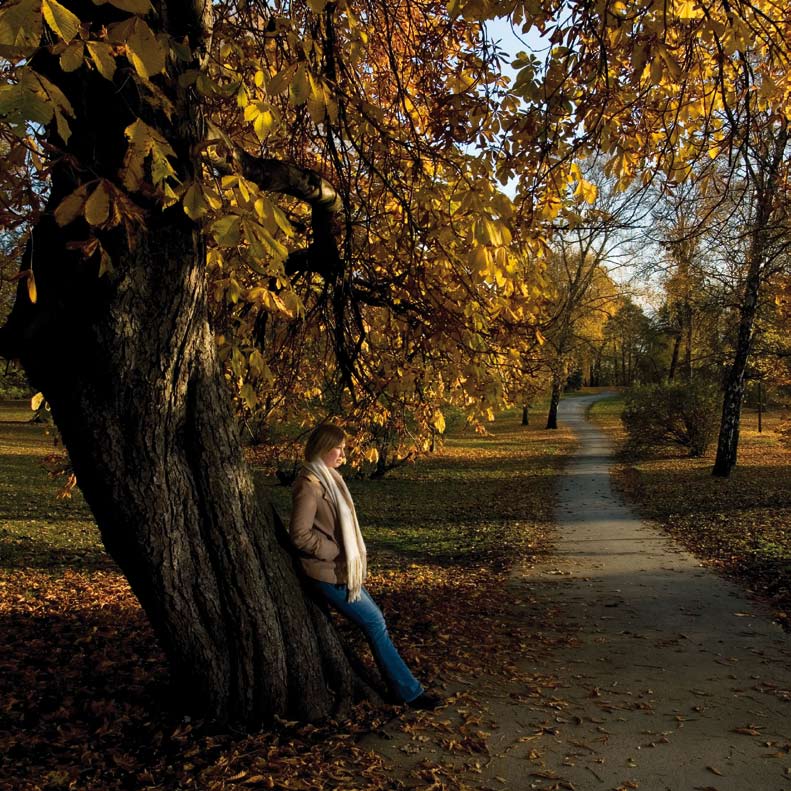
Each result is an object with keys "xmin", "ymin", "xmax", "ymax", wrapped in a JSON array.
[{"xmin": 305, "ymin": 460, "xmax": 367, "ymax": 602}]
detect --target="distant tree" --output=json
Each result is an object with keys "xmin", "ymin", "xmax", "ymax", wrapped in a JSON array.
[{"xmin": 537, "ymin": 163, "xmax": 636, "ymax": 429}]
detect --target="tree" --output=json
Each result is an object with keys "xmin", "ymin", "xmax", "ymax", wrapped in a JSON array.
[
  {"xmin": 3, "ymin": 0, "xmax": 791, "ymax": 726},
  {"xmin": 535, "ymin": 163, "xmax": 634, "ymax": 429},
  {"xmin": 0, "ymin": 0, "xmax": 547, "ymax": 724},
  {"xmin": 599, "ymin": 297, "xmax": 660, "ymax": 386},
  {"xmin": 710, "ymin": 117, "xmax": 791, "ymax": 476}
]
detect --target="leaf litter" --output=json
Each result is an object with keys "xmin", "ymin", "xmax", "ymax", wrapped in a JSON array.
[{"xmin": 0, "ymin": 406, "xmax": 576, "ymax": 791}]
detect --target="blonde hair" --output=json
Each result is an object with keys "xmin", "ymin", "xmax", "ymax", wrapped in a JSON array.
[{"xmin": 304, "ymin": 423, "xmax": 345, "ymax": 462}]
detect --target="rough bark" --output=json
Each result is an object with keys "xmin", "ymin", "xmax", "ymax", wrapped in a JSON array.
[{"xmin": 0, "ymin": 0, "xmax": 370, "ymax": 725}]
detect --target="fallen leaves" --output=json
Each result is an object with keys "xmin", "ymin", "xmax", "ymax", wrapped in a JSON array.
[{"xmin": 0, "ymin": 406, "xmax": 574, "ymax": 791}]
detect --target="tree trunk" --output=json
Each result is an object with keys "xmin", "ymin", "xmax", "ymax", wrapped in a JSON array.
[
  {"xmin": 521, "ymin": 404, "xmax": 529, "ymax": 425},
  {"xmin": 757, "ymin": 380, "xmax": 763, "ymax": 433},
  {"xmin": 713, "ymin": 121, "xmax": 788, "ymax": 477},
  {"xmin": 712, "ymin": 263, "xmax": 760, "ymax": 477},
  {"xmin": 712, "ymin": 228, "xmax": 769, "ymax": 476},
  {"xmin": 667, "ymin": 332, "xmax": 681, "ymax": 381},
  {"xmin": 0, "ymin": 0, "xmax": 366, "ymax": 726},
  {"xmin": 546, "ymin": 371, "xmax": 562, "ymax": 429},
  {"xmin": 681, "ymin": 309, "xmax": 693, "ymax": 381}
]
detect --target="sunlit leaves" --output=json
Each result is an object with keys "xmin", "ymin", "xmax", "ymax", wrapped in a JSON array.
[
  {"xmin": 84, "ymin": 180, "xmax": 111, "ymax": 226},
  {"xmin": 26, "ymin": 269, "xmax": 37, "ymax": 303},
  {"xmin": 42, "ymin": 0, "xmax": 80, "ymax": 42},
  {"xmin": 54, "ymin": 183, "xmax": 89, "ymax": 226},
  {"xmin": 0, "ymin": 70, "xmax": 74, "ymax": 141},
  {"xmin": 0, "ymin": 0, "xmax": 42, "ymax": 58},
  {"xmin": 121, "ymin": 119, "xmax": 178, "ymax": 195},
  {"xmin": 182, "ymin": 181, "xmax": 209, "ymax": 220},
  {"xmin": 86, "ymin": 41, "xmax": 117, "ymax": 80},
  {"xmin": 108, "ymin": 15, "xmax": 166, "ymax": 79},
  {"xmin": 59, "ymin": 40, "xmax": 85, "ymax": 71},
  {"xmin": 243, "ymin": 101, "xmax": 277, "ymax": 141},
  {"xmin": 212, "ymin": 214, "xmax": 242, "ymax": 247}
]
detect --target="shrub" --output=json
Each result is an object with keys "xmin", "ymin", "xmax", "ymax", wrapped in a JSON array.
[{"xmin": 621, "ymin": 380, "xmax": 720, "ymax": 457}]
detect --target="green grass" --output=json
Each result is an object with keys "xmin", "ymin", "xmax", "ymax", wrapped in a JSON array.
[
  {"xmin": 264, "ymin": 407, "xmax": 573, "ymax": 569},
  {"xmin": 2, "ymin": 403, "xmax": 575, "ymax": 576},
  {"xmin": 0, "ymin": 402, "xmax": 105, "ymax": 571},
  {"xmin": 587, "ymin": 392, "xmax": 625, "ymax": 423}
]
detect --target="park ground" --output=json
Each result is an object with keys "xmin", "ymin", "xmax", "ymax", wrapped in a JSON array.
[{"xmin": 1, "ymin": 393, "xmax": 790, "ymax": 790}]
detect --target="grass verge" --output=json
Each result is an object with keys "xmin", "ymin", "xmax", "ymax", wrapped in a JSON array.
[
  {"xmin": 589, "ymin": 394, "xmax": 791, "ymax": 629},
  {"xmin": 0, "ymin": 403, "xmax": 574, "ymax": 791}
]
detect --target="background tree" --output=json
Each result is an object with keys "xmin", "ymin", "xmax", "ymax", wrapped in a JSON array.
[{"xmin": 535, "ymin": 163, "xmax": 638, "ymax": 428}]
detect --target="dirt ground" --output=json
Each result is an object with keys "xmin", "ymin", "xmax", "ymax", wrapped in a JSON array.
[{"xmin": 370, "ymin": 394, "xmax": 791, "ymax": 791}]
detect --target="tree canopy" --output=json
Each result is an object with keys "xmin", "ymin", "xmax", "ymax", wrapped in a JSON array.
[{"xmin": 2, "ymin": 0, "xmax": 791, "ymax": 723}]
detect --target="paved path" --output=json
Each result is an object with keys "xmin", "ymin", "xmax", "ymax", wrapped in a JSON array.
[
  {"xmin": 482, "ymin": 394, "xmax": 791, "ymax": 790},
  {"xmin": 374, "ymin": 394, "xmax": 791, "ymax": 790}
]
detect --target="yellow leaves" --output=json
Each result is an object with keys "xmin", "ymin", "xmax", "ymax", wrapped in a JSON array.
[
  {"xmin": 674, "ymin": 0, "xmax": 702, "ymax": 20},
  {"xmin": 535, "ymin": 192, "xmax": 563, "ymax": 222},
  {"xmin": 720, "ymin": 15, "xmax": 753, "ymax": 56},
  {"xmin": 574, "ymin": 179, "xmax": 597, "ymax": 204},
  {"xmin": 247, "ymin": 286, "xmax": 297, "ymax": 318},
  {"xmin": 241, "ymin": 217, "xmax": 289, "ymax": 263},
  {"xmin": 100, "ymin": 0, "xmax": 153, "ymax": 14},
  {"xmin": 42, "ymin": 0, "xmax": 80, "ymax": 42},
  {"xmin": 54, "ymin": 179, "xmax": 130, "ymax": 233},
  {"xmin": 631, "ymin": 43, "xmax": 649, "ymax": 82},
  {"xmin": 212, "ymin": 215, "xmax": 242, "ymax": 247},
  {"xmin": 86, "ymin": 41, "xmax": 116, "ymax": 80},
  {"xmin": 59, "ymin": 40, "xmax": 84, "ymax": 71},
  {"xmin": 26, "ymin": 269, "xmax": 37, "ymax": 304},
  {"xmin": 266, "ymin": 64, "xmax": 296, "ymax": 97},
  {"xmin": 758, "ymin": 74, "xmax": 777, "ymax": 100},
  {"xmin": 432, "ymin": 411, "xmax": 446, "ymax": 434},
  {"xmin": 54, "ymin": 183, "xmax": 89, "ymax": 225},
  {"xmin": 243, "ymin": 101, "xmax": 277, "ymax": 141},
  {"xmin": 0, "ymin": 0, "xmax": 42, "ymax": 59},
  {"xmin": 0, "ymin": 71, "xmax": 74, "ymax": 141},
  {"xmin": 289, "ymin": 64, "xmax": 311, "ymax": 106},
  {"xmin": 474, "ymin": 217, "xmax": 511, "ymax": 247},
  {"xmin": 182, "ymin": 182, "xmax": 208, "ymax": 221},
  {"xmin": 262, "ymin": 63, "xmax": 335, "ymax": 123},
  {"xmin": 84, "ymin": 180, "xmax": 111, "ymax": 225},
  {"xmin": 121, "ymin": 119, "xmax": 178, "ymax": 196},
  {"xmin": 108, "ymin": 16, "xmax": 166, "ymax": 79}
]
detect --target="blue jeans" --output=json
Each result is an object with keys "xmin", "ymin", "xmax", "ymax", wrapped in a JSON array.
[{"xmin": 314, "ymin": 582, "xmax": 424, "ymax": 703}]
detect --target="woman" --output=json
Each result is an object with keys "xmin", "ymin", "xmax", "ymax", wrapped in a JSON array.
[{"xmin": 289, "ymin": 423, "xmax": 441, "ymax": 711}]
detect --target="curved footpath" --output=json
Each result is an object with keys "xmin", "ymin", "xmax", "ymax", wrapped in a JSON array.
[
  {"xmin": 373, "ymin": 394, "xmax": 791, "ymax": 790},
  {"xmin": 490, "ymin": 393, "xmax": 791, "ymax": 790}
]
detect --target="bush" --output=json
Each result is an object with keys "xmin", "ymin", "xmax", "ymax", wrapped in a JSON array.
[
  {"xmin": 621, "ymin": 380, "xmax": 720, "ymax": 457},
  {"xmin": 0, "ymin": 367, "xmax": 32, "ymax": 400}
]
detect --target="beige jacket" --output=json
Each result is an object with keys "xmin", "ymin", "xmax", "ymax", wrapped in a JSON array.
[{"xmin": 289, "ymin": 469, "xmax": 347, "ymax": 584}]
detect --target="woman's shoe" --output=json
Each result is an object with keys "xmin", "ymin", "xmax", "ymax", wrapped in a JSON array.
[{"xmin": 406, "ymin": 691, "xmax": 443, "ymax": 711}]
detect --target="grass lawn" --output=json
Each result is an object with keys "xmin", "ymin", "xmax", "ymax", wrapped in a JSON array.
[
  {"xmin": 0, "ymin": 402, "xmax": 574, "ymax": 791},
  {"xmin": 589, "ymin": 394, "xmax": 791, "ymax": 628}
]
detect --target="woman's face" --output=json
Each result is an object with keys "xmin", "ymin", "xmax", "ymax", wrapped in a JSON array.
[{"xmin": 322, "ymin": 441, "xmax": 346, "ymax": 469}]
